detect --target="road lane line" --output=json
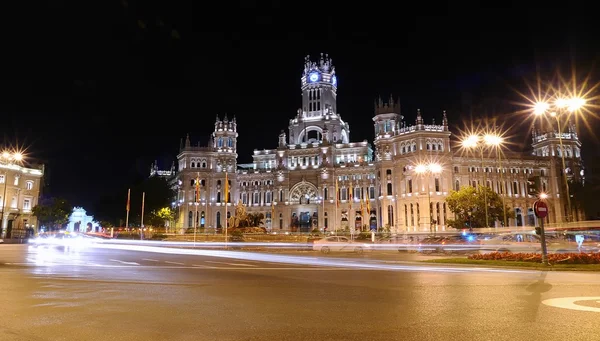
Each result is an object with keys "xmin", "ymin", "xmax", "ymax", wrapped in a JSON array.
[
  {"xmin": 204, "ymin": 260, "xmax": 256, "ymax": 267},
  {"xmin": 142, "ymin": 258, "xmax": 159, "ymax": 262},
  {"xmin": 192, "ymin": 264, "xmax": 217, "ymax": 268},
  {"xmin": 165, "ymin": 261, "xmax": 185, "ymax": 265},
  {"xmin": 109, "ymin": 259, "xmax": 140, "ymax": 265}
]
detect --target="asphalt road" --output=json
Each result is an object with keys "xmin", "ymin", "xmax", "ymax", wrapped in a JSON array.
[{"xmin": 1, "ymin": 243, "xmax": 599, "ymax": 341}]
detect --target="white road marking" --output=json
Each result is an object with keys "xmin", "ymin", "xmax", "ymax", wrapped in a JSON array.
[
  {"xmin": 204, "ymin": 260, "xmax": 256, "ymax": 267},
  {"xmin": 165, "ymin": 261, "xmax": 185, "ymax": 265},
  {"xmin": 109, "ymin": 259, "xmax": 140, "ymax": 265},
  {"xmin": 142, "ymin": 258, "xmax": 159, "ymax": 262},
  {"xmin": 192, "ymin": 264, "xmax": 217, "ymax": 268},
  {"xmin": 542, "ymin": 297, "xmax": 600, "ymax": 313}
]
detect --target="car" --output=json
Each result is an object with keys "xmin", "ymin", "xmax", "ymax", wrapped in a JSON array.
[{"xmin": 312, "ymin": 236, "xmax": 371, "ymax": 254}]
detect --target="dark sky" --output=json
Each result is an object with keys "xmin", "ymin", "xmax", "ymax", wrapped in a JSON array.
[{"xmin": 2, "ymin": 1, "xmax": 598, "ymax": 210}]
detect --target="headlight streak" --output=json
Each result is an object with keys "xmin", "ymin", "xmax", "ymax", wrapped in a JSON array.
[{"xmin": 90, "ymin": 242, "xmax": 537, "ymax": 274}]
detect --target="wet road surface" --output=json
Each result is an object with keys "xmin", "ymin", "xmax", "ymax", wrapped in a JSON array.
[{"xmin": 1, "ymin": 243, "xmax": 599, "ymax": 341}]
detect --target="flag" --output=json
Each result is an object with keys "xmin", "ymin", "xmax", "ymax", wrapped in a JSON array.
[
  {"xmin": 271, "ymin": 194, "xmax": 275, "ymax": 217},
  {"xmin": 360, "ymin": 190, "xmax": 365, "ymax": 216},
  {"xmin": 126, "ymin": 188, "xmax": 130, "ymax": 211},
  {"xmin": 335, "ymin": 178, "xmax": 339, "ymax": 208},
  {"xmin": 366, "ymin": 188, "xmax": 371, "ymax": 214},
  {"xmin": 195, "ymin": 173, "xmax": 200, "ymax": 203},
  {"xmin": 348, "ymin": 185, "xmax": 353, "ymax": 211},
  {"xmin": 224, "ymin": 172, "xmax": 229, "ymax": 203}
]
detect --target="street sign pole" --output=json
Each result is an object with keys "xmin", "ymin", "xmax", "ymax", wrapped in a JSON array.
[{"xmin": 534, "ymin": 200, "xmax": 549, "ymax": 266}]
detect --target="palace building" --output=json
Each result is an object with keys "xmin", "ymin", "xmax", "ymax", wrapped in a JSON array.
[
  {"xmin": 1, "ymin": 154, "xmax": 44, "ymax": 238},
  {"xmin": 165, "ymin": 54, "xmax": 581, "ymax": 233}
]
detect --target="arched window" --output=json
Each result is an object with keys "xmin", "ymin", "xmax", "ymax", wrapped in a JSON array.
[
  {"xmin": 217, "ymin": 192, "xmax": 221, "ymax": 202},
  {"xmin": 387, "ymin": 183, "xmax": 393, "ymax": 195}
]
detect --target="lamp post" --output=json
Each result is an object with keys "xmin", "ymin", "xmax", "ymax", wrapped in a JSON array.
[
  {"xmin": 414, "ymin": 163, "xmax": 442, "ymax": 235},
  {"xmin": 533, "ymin": 97, "xmax": 586, "ymax": 223},
  {"xmin": 483, "ymin": 134, "xmax": 508, "ymax": 228},
  {"xmin": 461, "ymin": 136, "xmax": 490, "ymax": 228},
  {"xmin": 1, "ymin": 151, "xmax": 23, "ymax": 238}
]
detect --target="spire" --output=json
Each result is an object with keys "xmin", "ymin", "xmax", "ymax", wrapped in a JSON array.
[
  {"xmin": 442, "ymin": 110, "xmax": 448, "ymax": 128},
  {"xmin": 416, "ymin": 109, "xmax": 423, "ymax": 126},
  {"xmin": 185, "ymin": 134, "xmax": 191, "ymax": 147},
  {"xmin": 179, "ymin": 137, "xmax": 183, "ymax": 151}
]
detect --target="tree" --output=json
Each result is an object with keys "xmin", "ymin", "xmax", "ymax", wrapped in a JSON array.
[
  {"xmin": 32, "ymin": 197, "xmax": 73, "ymax": 231},
  {"xmin": 147, "ymin": 207, "xmax": 174, "ymax": 227},
  {"xmin": 445, "ymin": 186, "xmax": 514, "ymax": 228}
]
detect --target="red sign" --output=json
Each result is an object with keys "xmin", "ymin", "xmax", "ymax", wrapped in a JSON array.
[{"xmin": 534, "ymin": 200, "xmax": 549, "ymax": 218}]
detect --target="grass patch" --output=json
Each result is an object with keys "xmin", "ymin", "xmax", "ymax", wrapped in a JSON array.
[{"xmin": 423, "ymin": 258, "xmax": 600, "ymax": 271}]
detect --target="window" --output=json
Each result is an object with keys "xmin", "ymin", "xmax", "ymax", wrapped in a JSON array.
[
  {"xmin": 454, "ymin": 180, "xmax": 460, "ymax": 191},
  {"xmin": 386, "ymin": 183, "xmax": 393, "ymax": 195},
  {"xmin": 369, "ymin": 186, "xmax": 375, "ymax": 199},
  {"xmin": 0, "ymin": 175, "xmax": 4, "ymax": 184},
  {"xmin": 435, "ymin": 178, "xmax": 440, "ymax": 192},
  {"xmin": 324, "ymin": 187, "xmax": 328, "ymax": 200},
  {"xmin": 23, "ymin": 198, "xmax": 31, "ymax": 210},
  {"xmin": 26, "ymin": 181, "xmax": 34, "ymax": 190},
  {"xmin": 407, "ymin": 179, "xmax": 413, "ymax": 193},
  {"xmin": 13, "ymin": 176, "xmax": 19, "ymax": 186}
]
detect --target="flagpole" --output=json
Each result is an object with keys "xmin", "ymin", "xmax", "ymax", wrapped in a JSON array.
[
  {"xmin": 224, "ymin": 171, "xmax": 228, "ymax": 250},
  {"xmin": 322, "ymin": 186, "xmax": 325, "ymax": 232},
  {"xmin": 125, "ymin": 188, "xmax": 130, "ymax": 232},
  {"xmin": 334, "ymin": 176, "xmax": 338, "ymax": 235},
  {"xmin": 194, "ymin": 172, "xmax": 199, "ymax": 246},
  {"xmin": 140, "ymin": 192, "xmax": 145, "ymax": 240}
]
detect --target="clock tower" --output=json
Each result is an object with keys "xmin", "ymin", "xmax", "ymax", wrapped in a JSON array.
[
  {"xmin": 289, "ymin": 53, "xmax": 349, "ymax": 145},
  {"xmin": 300, "ymin": 53, "xmax": 337, "ymax": 118}
]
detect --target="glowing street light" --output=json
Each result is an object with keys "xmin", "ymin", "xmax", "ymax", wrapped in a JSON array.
[
  {"xmin": 532, "ymin": 96, "xmax": 586, "ymax": 222},
  {"xmin": 1, "ymin": 150, "xmax": 25, "ymax": 238},
  {"xmin": 460, "ymin": 134, "xmax": 494, "ymax": 228},
  {"xmin": 414, "ymin": 163, "xmax": 442, "ymax": 235},
  {"xmin": 482, "ymin": 133, "xmax": 508, "ymax": 228}
]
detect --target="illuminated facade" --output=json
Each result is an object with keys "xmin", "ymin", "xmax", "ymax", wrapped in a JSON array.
[
  {"xmin": 0, "ymin": 162, "xmax": 44, "ymax": 237},
  {"xmin": 167, "ymin": 53, "xmax": 580, "ymax": 233}
]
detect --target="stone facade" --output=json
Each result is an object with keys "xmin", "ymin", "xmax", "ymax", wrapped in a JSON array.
[
  {"xmin": 163, "ymin": 53, "xmax": 580, "ymax": 233},
  {"xmin": 1, "ymin": 161, "xmax": 44, "ymax": 237}
]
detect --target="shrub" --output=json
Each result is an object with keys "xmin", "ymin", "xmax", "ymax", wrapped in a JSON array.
[{"xmin": 468, "ymin": 252, "xmax": 600, "ymax": 264}]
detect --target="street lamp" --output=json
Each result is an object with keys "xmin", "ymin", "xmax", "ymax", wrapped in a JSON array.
[
  {"xmin": 483, "ymin": 134, "xmax": 508, "ymax": 228},
  {"xmin": 461, "ymin": 135, "xmax": 490, "ymax": 228},
  {"xmin": 1, "ymin": 150, "xmax": 24, "ymax": 238},
  {"xmin": 533, "ymin": 96, "xmax": 586, "ymax": 222},
  {"xmin": 414, "ymin": 163, "xmax": 442, "ymax": 235}
]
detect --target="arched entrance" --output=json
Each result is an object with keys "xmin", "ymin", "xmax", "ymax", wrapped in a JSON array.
[{"xmin": 289, "ymin": 181, "xmax": 319, "ymax": 232}]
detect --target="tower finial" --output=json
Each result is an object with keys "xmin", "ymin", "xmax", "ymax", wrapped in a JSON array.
[
  {"xmin": 442, "ymin": 110, "xmax": 448, "ymax": 129},
  {"xmin": 185, "ymin": 133, "xmax": 191, "ymax": 147},
  {"xmin": 416, "ymin": 109, "xmax": 423, "ymax": 126}
]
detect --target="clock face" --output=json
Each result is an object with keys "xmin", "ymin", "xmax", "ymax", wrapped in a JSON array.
[
  {"xmin": 309, "ymin": 72, "xmax": 319, "ymax": 82},
  {"xmin": 332, "ymin": 75, "xmax": 337, "ymax": 86}
]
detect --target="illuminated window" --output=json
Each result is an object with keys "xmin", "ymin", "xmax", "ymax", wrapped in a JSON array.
[{"xmin": 26, "ymin": 181, "xmax": 33, "ymax": 190}]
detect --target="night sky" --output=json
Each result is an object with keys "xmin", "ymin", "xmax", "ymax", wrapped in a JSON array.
[{"xmin": 2, "ymin": 1, "xmax": 598, "ymax": 211}]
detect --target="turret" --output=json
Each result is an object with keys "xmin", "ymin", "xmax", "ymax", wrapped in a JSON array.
[
  {"xmin": 372, "ymin": 95, "xmax": 402, "ymax": 137},
  {"xmin": 212, "ymin": 114, "xmax": 238, "ymax": 153}
]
